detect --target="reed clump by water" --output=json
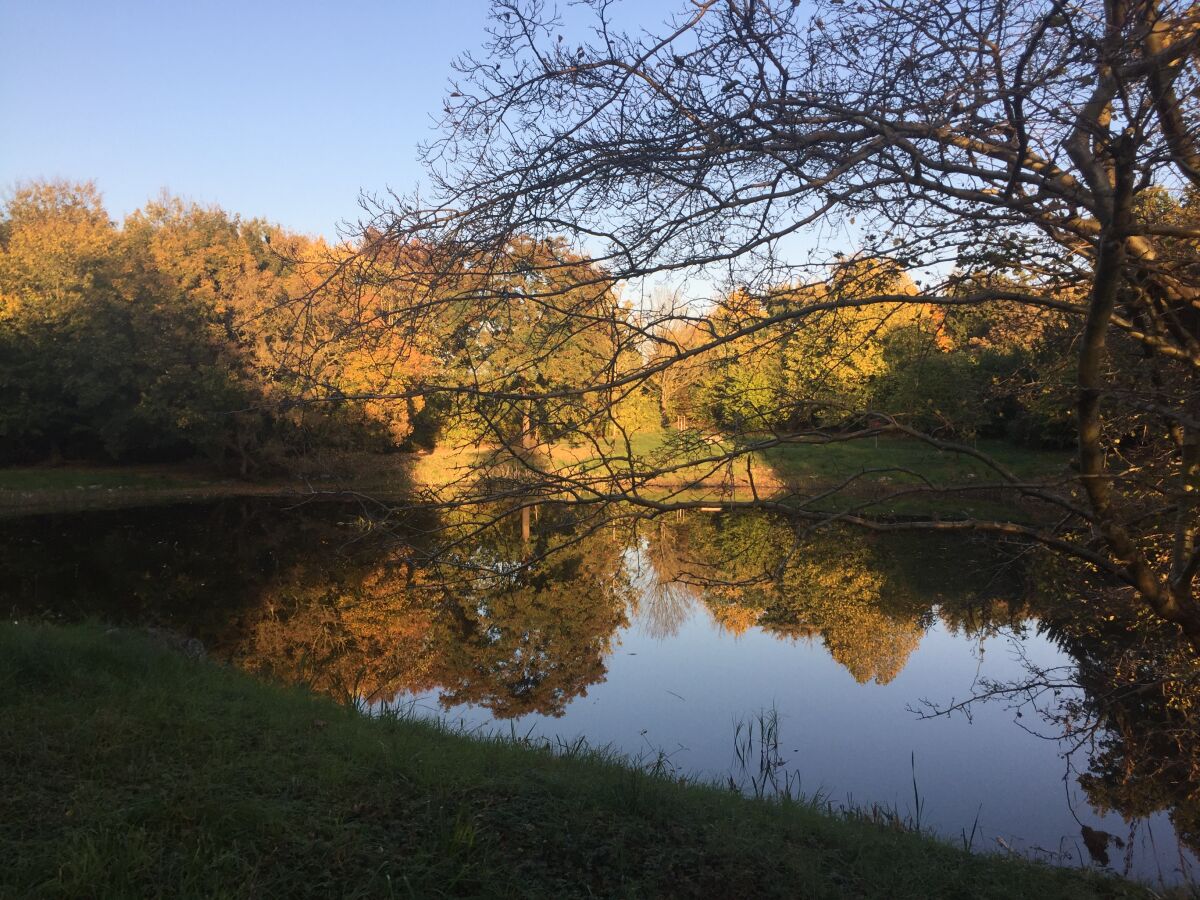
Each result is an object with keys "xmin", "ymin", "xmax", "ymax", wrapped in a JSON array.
[{"xmin": 0, "ymin": 622, "xmax": 1152, "ymax": 899}]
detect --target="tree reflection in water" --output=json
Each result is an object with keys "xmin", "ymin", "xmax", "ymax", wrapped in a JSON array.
[
  {"xmin": 942, "ymin": 559, "xmax": 1200, "ymax": 870},
  {"xmin": 2, "ymin": 498, "xmax": 1198, "ymax": 868},
  {"xmin": 640, "ymin": 512, "xmax": 994, "ymax": 685}
]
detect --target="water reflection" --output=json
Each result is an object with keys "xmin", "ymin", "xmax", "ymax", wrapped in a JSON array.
[
  {"xmin": 638, "ymin": 512, "xmax": 1025, "ymax": 685},
  {"xmin": 2, "ymin": 498, "xmax": 1197, "ymax": 884}
]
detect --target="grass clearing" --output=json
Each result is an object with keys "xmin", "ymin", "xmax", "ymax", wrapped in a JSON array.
[
  {"xmin": 757, "ymin": 436, "xmax": 1068, "ymax": 483},
  {"xmin": 0, "ymin": 435, "xmax": 1070, "ymax": 517},
  {"xmin": 415, "ymin": 432, "xmax": 1067, "ymax": 488},
  {"xmin": 0, "ymin": 465, "xmax": 209, "ymax": 492},
  {"xmin": 422, "ymin": 431, "xmax": 1070, "ymax": 519},
  {"xmin": 0, "ymin": 621, "xmax": 1149, "ymax": 899}
]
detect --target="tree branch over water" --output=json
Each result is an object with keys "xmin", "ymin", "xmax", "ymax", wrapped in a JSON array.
[{"xmin": 298, "ymin": 0, "xmax": 1200, "ymax": 646}]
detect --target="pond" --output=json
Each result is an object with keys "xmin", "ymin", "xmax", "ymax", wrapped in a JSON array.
[{"xmin": 3, "ymin": 497, "xmax": 1196, "ymax": 887}]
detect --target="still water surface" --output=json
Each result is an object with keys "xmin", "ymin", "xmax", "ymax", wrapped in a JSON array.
[{"xmin": 3, "ymin": 498, "xmax": 1195, "ymax": 886}]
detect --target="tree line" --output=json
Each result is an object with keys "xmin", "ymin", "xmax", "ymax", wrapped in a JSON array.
[{"xmin": 2, "ymin": 179, "xmax": 1087, "ymax": 471}]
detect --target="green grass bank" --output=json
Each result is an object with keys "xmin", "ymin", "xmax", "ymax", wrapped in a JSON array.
[{"xmin": 1, "ymin": 623, "xmax": 1147, "ymax": 899}]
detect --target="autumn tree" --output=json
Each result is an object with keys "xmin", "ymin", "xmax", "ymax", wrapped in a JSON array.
[
  {"xmin": 0, "ymin": 181, "xmax": 439, "ymax": 469},
  {"xmin": 0, "ymin": 181, "xmax": 120, "ymax": 460},
  {"xmin": 0, "ymin": 181, "xmax": 257, "ymax": 462},
  {"xmin": 644, "ymin": 513, "xmax": 928, "ymax": 684},
  {"xmin": 650, "ymin": 317, "xmax": 709, "ymax": 431}
]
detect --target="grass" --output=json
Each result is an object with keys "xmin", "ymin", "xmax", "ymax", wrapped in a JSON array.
[
  {"xmin": 757, "ymin": 436, "xmax": 1067, "ymax": 484},
  {"xmin": 0, "ymin": 458, "xmax": 408, "ymax": 515},
  {"xmin": 415, "ymin": 432, "xmax": 1065, "ymax": 486},
  {"xmin": 0, "ymin": 464, "xmax": 271, "ymax": 517},
  {"xmin": 0, "ymin": 434, "xmax": 1069, "ymax": 516},
  {"xmin": 0, "ymin": 465, "xmax": 209, "ymax": 492},
  {"xmin": 490, "ymin": 431, "xmax": 1068, "ymax": 518},
  {"xmin": 1, "ymin": 622, "xmax": 1150, "ymax": 899},
  {"xmin": 754, "ymin": 437, "xmax": 1072, "ymax": 518}
]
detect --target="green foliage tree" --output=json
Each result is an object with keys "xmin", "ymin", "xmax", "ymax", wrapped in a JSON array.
[
  {"xmin": 0, "ymin": 181, "xmax": 125, "ymax": 459},
  {"xmin": 871, "ymin": 325, "xmax": 990, "ymax": 438}
]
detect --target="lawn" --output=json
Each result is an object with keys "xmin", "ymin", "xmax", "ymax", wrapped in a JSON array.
[
  {"xmin": 757, "ymin": 436, "xmax": 1068, "ymax": 483},
  {"xmin": 0, "ymin": 435, "xmax": 1070, "ymax": 517},
  {"xmin": 0, "ymin": 466, "xmax": 206, "ymax": 492},
  {"xmin": 416, "ymin": 431, "xmax": 1070, "ymax": 520},
  {"xmin": 414, "ymin": 431, "xmax": 1067, "ymax": 486}
]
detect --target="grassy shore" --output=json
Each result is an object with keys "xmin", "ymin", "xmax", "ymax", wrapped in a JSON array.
[
  {"xmin": 1, "ymin": 622, "xmax": 1146, "ymax": 899},
  {"xmin": 0, "ymin": 464, "xmax": 302, "ymax": 516},
  {"xmin": 0, "ymin": 435, "xmax": 1068, "ymax": 517},
  {"xmin": 414, "ymin": 433, "xmax": 1070, "ymax": 519},
  {"xmin": 0, "ymin": 457, "xmax": 412, "ymax": 516}
]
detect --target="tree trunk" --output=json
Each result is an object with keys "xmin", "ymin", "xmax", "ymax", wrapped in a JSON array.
[{"xmin": 1077, "ymin": 153, "xmax": 1200, "ymax": 649}]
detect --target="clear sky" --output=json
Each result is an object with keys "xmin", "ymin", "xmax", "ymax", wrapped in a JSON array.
[
  {"xmin": 0, "ymin": 0, "xmax": 847, "ymax": 288},
  {"xmin": 0, "ymin": 0, "xmax": 502, "ymax": 237}
]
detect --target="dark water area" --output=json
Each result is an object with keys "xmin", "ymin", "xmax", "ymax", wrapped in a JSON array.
[{"xmin": 4, "ymin": 498, "xmax": 1198, "ymax": 887}]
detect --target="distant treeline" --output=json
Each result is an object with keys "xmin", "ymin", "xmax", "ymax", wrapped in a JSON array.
[
  {"xmin": 649, "ymin": 269, "xmax": 1077, "ymax": 447},
  {"xmin": 0, "ymin": 180, "xmax": 1075, "ymax": 472}
]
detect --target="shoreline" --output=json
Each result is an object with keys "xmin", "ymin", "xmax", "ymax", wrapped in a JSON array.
[
  {"xmin": 0, "ymin": 621, "xmax": 1152, "ymax": 899},
  {"xmin": 0, "ymin": 438, "xmax": 1065, "ymax": 518}
]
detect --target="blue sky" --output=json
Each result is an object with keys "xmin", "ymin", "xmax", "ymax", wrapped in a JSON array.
[
  {"xmin": 0, "ymin": 0, "xmax": 851, "ymax": 295},
  {"xmin": 1, "ymin": 1, "xmax": 504, "ymax": 236}
]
